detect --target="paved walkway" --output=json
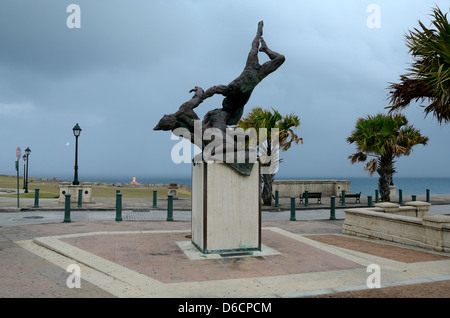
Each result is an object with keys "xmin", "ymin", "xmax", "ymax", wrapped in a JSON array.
[
  {"xmin": 0, "ymin": 195, "xmax": 449, "ymax": 300},
  {"xmin": 3, "ymin": 192, "xmax": 450, "ymax": 212}
]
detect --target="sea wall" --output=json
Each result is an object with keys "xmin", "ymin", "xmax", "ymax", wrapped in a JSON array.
[
  {"xmin": 91, "ymin": 182, "xmax": 192, "ymax": 191},
  {"xmin": 272, "ymin": 180, "xmax": 351, "ymax": 197},
  {"xmin": 27, "ymin": 177, "xmax": 192, "ymax": 192}
]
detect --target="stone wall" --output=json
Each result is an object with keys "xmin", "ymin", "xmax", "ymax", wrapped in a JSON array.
[
  {"xmin": 342, "ymin": 201, "xmax": 450, "ymax": 252},
  {"xmin": 58, "ymin": 182, "xmax": 93, "ymax": 203},
  {"xmin": 272, "ymin": 180, "xmax": 351, "ymax": 197},
  {"xmin": 91, "ymin": 182, "xmax": 191, "ymax": 191}
]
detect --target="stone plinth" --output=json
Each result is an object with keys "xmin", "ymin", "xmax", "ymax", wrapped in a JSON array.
[
  {"xmin": 168, "ymin": 183, "xmax": 179, "ymax": 199},
  {"xmin": 375, "ymin": 202, "xmax": 400, "ymax": 213},
  {"xmin": 403, "ymin": 201, "xmax": 431, "ymax": 218},
  {"xmin": 191, "ymin": 161, "xmax": 261, "ymax": 254},
  {"xmin": 389, "ymin": 185, "xmax": 397, "ymax": 197},
  {"xmin": 58, "ymin": 182, "xmax": 93, "ymax": 203},
  {"xmin": 375, "ymin": 201, "xmax": 430, "ymax": 218}
]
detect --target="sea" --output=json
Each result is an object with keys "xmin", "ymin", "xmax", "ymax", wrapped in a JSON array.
[
  {"xmin": 285, "ymin": 177, "xmax": 450, "ymax": 196},
  {"xmin": 44, "ymin": 174, "xmax": 450, "ymax": 196}
]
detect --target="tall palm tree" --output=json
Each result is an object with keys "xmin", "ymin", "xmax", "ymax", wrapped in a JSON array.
[
  {"xmin": 387, "ymin": 6, "xmax": 450, "ymax": 124},
  {"xmin": 237, "ymin": 107, "xmax": 303, "ymax": 206},
  {"xmin": 347, "ymin": 113, "xmax": 428, "ymax": 202}
]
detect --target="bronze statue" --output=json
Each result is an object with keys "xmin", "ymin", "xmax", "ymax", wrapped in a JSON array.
[{"xmin": 154, "ymin": 21, "xmax": 285, "ymax": 175}]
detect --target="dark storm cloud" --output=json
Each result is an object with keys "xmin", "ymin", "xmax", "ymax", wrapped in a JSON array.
[{"xmin": 0, "ymin": 0, "xmax": 449, "ymax": 179}]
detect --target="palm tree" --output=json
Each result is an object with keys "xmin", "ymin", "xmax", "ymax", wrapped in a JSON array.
[
  {"xmin": 387, "ymin": 6, "xmax": 450, "ymax": 124},
  {"xmin": 347, "ymin": 113, "xmax": 428, "ymax": 202},
  {"xmin": 236, "ymin": 107, "xmax": 303, "ymax": 206}
]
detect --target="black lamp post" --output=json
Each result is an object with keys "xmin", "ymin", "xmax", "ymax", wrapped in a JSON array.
[
  {"xmin": 72, "ymin": 123, "xmax": 82, "ymax": 185},
  {"xmin": 24, "ymin": 147, "xmax": 31, "ymax": 193},
  {"xmin": 22, "ymin": 154, "xmax": 27, "ymax": 190}
]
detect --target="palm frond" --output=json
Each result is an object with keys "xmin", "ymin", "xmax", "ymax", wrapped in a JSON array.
[
  {"xmin": 347, "ymin": 113, "xmax": 428, "ymax": 177},
  {"xmin": 363, "ymin": 158, "xmax": 378, "ymax": 176},
  {"xmin": 387, "ymin": 6, "xmax": 450, "ymax": 124}
]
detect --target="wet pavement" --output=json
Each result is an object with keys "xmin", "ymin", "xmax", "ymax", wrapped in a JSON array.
[{"xmin": 0, "ymin": 194, "xmax": 449, "ymax": 301}]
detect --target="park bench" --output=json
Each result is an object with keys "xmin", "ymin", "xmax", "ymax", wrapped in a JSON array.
[
  {"xmin": 299, "ymin": 192, "xmax": 322, "ymax": 204},
  {"xmin": 339, "ymin": 192, "xmax": 361, "ymax": 203}
]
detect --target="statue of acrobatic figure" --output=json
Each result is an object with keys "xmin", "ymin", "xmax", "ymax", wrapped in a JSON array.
[{"xmin": 154, "ymin": 21, "xmax": 285, "ymax": 175}]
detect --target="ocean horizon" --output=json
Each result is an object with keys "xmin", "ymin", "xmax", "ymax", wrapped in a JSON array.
[{"xmin": 28, "ymin": 173, "xmax": 450, "ymax": 196}]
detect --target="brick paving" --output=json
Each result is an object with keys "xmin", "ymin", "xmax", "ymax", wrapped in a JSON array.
[
  {"xmin": 305, "ymin": 234, "xmax": 450, "ymax": 298},
  {"xmin": 1, "ymin": 189, "xmax": 449, "ymax": 301},
  {"xmin": 59, "ymin": 229, "xmax": 363, "ymax": 284},
  {"xmin": 312, "ymin": 280, "xmax": 450, "ymax": 298},
  {"xmin": 305, "ymin": 234, "xmax": 450, "ymax": 263},
  {"xmin": 1, "ymin": 219, "xmax": 449, "ymax": 298}
]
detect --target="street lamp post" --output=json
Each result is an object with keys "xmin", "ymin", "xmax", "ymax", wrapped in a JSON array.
[
  {"xmin": 24, "ymin": 147, "xmax": 31, "ymax": 193},
  {"xmin": 22, "ymin": 154, "xmax": 27, "ymax": 190},
  {"xmin": 72, "ymin": 123, "xmax": 82, "ymax": 185}
]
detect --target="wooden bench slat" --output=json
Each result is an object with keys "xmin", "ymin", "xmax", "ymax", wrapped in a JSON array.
[
  {"xmin": 299, "ymin": 192, "xmax": 322, "ymax": 204},
  {"xmin": 338, "ymin": 192, "xmax": 361, "ymax": 203}
]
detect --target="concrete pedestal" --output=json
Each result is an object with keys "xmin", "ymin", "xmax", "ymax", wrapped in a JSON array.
[
  {"xmin": 168, "ymin": 183, "xmax": 179, "ymax": 199},
  {"xmin": 390, "ymin": 185, "xmax": 397, "ymax": 197},
  {"xmin": 191, "ymin": 161, "xmax": 261, "ymax": 254},
  {"xmin": 58, "ymin": 182, "xmax": 93, "ymax": 203}
]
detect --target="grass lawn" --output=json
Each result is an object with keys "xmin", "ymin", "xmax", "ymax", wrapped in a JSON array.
[{"xmin": 0, "ymin": 175, "xmax": 191, "ymax": 199}]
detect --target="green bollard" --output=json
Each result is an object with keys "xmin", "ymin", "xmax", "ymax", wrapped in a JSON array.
[
  {"xmin": 64, "ymin": 194, "xmax": 71, "ymax": 223},
  {"xmin": 274, "ymin": 190, "xmax": 279, "ymax": 208},
  {"xmin": 167, "ymin": 194, "xmax": 173, "ymax": 221},
  {"xmin": 153, "ymin": 189, "xmax": 157, "ymax": 208},
  {"xmin": 399, "ymin": 189, "xmax": 403, "ymax": 205},
  {"xmin": 34, "ymin": 188, "xmax": 40, "ymax": 208},
  {"xmin": 330, "ymin": 196, "xmax": 336, "ymax": 220},
  {"xmin": 115, "ymin": 192, "xmax": 122, "ymax": 221},
  {"xmin": 341, "ymin": 190, "xmax": 345, "ymax": 206},
  {"xmin": 304, "ymin": 190, "xmax": 309, "ymax": 207},
  {"xmin": 412, "ymin": 195, "xmax": 416, "ymax": 201},
  {"xmin": 426, "ymin": 189, "xmax": 430, "ymax": 203},
  {"xmin": 78, "ymin": 189, "xmax": 83, "ymax": 208},
  {"xmin": 367, "ymin": 195, "xmax": 373, "ymax": 207},
  {"xmin": 290, "ymin": 196, "xmax": 296, "ymax": 221},
  {"xmin": 375, "ymin": 189, "xmax": 379, "ymax": 203}
]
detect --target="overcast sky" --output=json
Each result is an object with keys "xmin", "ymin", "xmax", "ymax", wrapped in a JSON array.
[{"xmin": 1, "ymin": 0, "xmax": 449, "ymax": 183}]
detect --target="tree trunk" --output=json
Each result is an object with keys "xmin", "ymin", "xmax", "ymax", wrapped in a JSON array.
[
  {"xmin": 377, "ymin": 153, "xmax": 395, "ymax": 202},
  {"xmin": 261, "ymin": 173, "xmax": 275, "ymax": 206}
]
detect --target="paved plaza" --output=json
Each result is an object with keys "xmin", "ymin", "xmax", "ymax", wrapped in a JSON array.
[{"xmin": 0, "ymin": 194, "xmax": 449, "ymax": 301}]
